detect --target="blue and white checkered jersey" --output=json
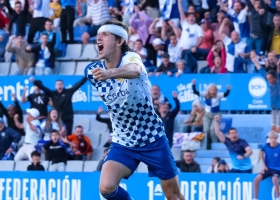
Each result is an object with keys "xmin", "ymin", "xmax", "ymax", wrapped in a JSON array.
[{"xmin": 84, "ymin": 52, "xmax": 165, "ymax": 147}]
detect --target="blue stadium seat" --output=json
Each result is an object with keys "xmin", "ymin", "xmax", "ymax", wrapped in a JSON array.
[
  {"xmin": 74, "ymin": 26, "xmax": 88, "ymax": 42},
  {"xmin": 83, "ymin": 161, "xmax": 100, "ymax": 172},
  {"xmin": 56, "ymin": 44, "xmax": 82, "ymax": 61},
  {"xmin": 79, "ymin": 44, "xmax": 98, "ymax": 60},
  {"xmin": 65, "ymin": 161, "xmax": 84, "ymax": 172},
  {"xmin": 196, "ymin": 150, "xmax": 230, "ymax": 158},
  {"xmin": 0, "ymin": 161, "xmax": 14, "ymax": 171}
]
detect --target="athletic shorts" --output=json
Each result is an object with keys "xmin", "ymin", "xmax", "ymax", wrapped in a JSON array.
[
  {"xmin": 104, "ymin": 135, "xmax": 178, "ymax": 180},
  {"xmin": 260, "ymin": 168, "xmax": 280, "ymax": 180}
]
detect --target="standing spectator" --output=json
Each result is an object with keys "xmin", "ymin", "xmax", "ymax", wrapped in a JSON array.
[
  {"xmin": 5, "ymin": 0, "xmax": 29, "ymax": 36},
  {"xmin": 0, "ymin": 6, "xmax": 9, "ymax": 33},
  {"xmin": 199, "ymin": 18, "xmax": 214, "ymax": 57},
  {"xmin": 96, "ymin": 106, "xmax": 112, "ymax": 147},
  {"xmin": 60, "ymin": 0, "xmax": 76, "ymax": 43},
  {"xmin": 207, "ymin": 157, "xmax": 220, "ymax": 173},
  {"xmin": 253, "ymin": 131, "xmax": 280, "ymax": 200},
  {"xmin": 138, "ymin": 0, "xmax": 160, "ymax": 19},
  {"xmin": 30, "ymin": 76, "xmax": 87, "ymax": 135},
  {"xmin": 267, "ymin": 14, "xmax": 280, "ymax": 55},
  {"xmin": 205, "ymin": 42, "xmax": 227, "ymax": 73},
  {"xmin": 0, "ymin": 118, "xmax": 21, "ymax": 160},
  {"xmin": 0, "ymin": 29, "xmax": 7, "ymax": 60},
  {"xmin": 155, "ymin": 53, "xmax": 176, "ymax": 76},
  {"xmin": 210, "ymin": 11, "xmax": 232, "ymax": 41},
  {"xmin": 192, "ymin": 79, "xmax": 231, "ymax": 149},
  {"xmin": 27, "ymin": 151, "xmax": 45, "ymax": 171},
  {"xmin": 96, "ymin": 148, "xmax": 109, "ymax": 171},
  {"xmin": 21, "ymin": 86, "xmax": 51, "ymax": 119},
  {"xmin": 81, "ymin": 0, "xmax": 111, "ymax": 45},
  {"xmin": 161, "ymin": 21, "xmax": 181, "ymax": 43},
  {"xmin": 158, "ymin": 91, "xmax": 180, "ymax": 147},
  {"xmin": 49, "ymin": 0, "xmax": 62, "ymax": 28},
  {"xmin": 14, "ymin": 108, "xmax": 42, "ymax": 161},
  {"xmin": 175, "ymin": 150, "xmax": 201, "ymax": 172},
  {"xmin": 134, "ymin": 39, "xmax": 151, "ymax": 68},
  {"xmin": 151, "ymin": 85, "xmax": 170, "ymax": 112},
  {"xmin": 121, "ymin": 0, "xmax": 134, "ymax": 26},
  {"xmin": 185, "ymin": 99, "xmax": 204, "ymax": 133},
  {"xmin": 67, "ymin": 125, "xmax": 93, "ymax": 160},
  {"xmin": 0, "ymin": 93, "xmax": 25, "ymax": 137},
  {"xmin": 168, "ymin": 34, "xmax": 182, "ymax": 63},
  {"xmin": 217, "ymin": 159, "xmax": 229, "ymax": 173},
  {"xmin": 214, "ymin": 115, "xmax": 253, "ymax": 173},
  {"xmin": 43, "ymin": 130, "xmax": 68, "ymax": 171},
  {"xmin": 27, "ymin": 0, "xmax": 50, "ymax": 44},
  {"xmin": 152, "ymin": 38, "xmax": 168, "ymax": 67},
  {"xmin": 219, "ymin": 18, "xmax": 249, "ymax": 73},
  {"xmin": 26, "ymin": 33, "xmax": 56, "ymax": 75},
  {"xmin": 5, "ymin": 35, "xmax": 35, "ymax": 75}
]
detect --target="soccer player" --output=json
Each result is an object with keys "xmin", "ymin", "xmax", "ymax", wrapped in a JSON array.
[
  {"xmin": 253, "ymin": 131, "xmax": 280, "ymax": 200},
  {"xmin": 84, "ymin": 19, "xmax": 184, "ymax": 200}
]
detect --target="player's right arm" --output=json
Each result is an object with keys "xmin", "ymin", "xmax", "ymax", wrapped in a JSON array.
[{"xmin": 214, "ymin": 115, "xmax": 226, "ymax": 143}]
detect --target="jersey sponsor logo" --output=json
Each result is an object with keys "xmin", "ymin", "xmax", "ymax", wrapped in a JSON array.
[
  {"xmin": 128, "ymin": 57, "xmax": 138, "ymax": 62},
  {"xmin": 119, "ymin": 78, "xmax": 124, "ymax": 82},
  {"xmin": 106, "ymin": 89, "xmax": 130, "ymax": 101}
]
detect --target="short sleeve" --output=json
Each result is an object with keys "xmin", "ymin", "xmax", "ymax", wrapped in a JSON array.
[
  {"xmin": 199, "ymin": 91, "xmax": 206, "ymax": 97},
  {"xmin": 241, "ymin": 139, "xmax": 249, "ymax": 148},
  {"xmin": 196, "ymin": 25, "xmax": 204, "ymax": 38},
  {"xmin": 224, "ymin": 137, "xmax": 230, "ymax": 145},
  {"xmin": 223, "ymin": 35, "xmax": 231, "ymax": 46},
  {"xmin": 261, "ymin": 144, "xmax": 267, "ymax": 152},
  {"xmin": 121, "ymin": 52, "xmax": 146, "ymax": 73}
]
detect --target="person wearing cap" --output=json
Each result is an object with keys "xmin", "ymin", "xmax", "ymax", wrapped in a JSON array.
[
  {"xmin": 14, "ymin": 108, "xmax": 42, "ymax": 161},
  {"xmin": 0, "ymin": 118, "xmax": 21, "ymax": 160},
  {"xmin": 217, "ymin": 159, "xmax": 229, "ymax": 173},
  {"xmin": 155, "ymin": 53, "xmax": 176, "ymax": 76},
  {"xmin": 152, "ymin": 37, "xmax": 168, "ymax": 67}
]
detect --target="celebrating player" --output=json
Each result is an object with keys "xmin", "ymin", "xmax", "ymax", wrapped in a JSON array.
[{"xmin": 84, "ymin": 19, "xmax": 184, "ymax": 200}]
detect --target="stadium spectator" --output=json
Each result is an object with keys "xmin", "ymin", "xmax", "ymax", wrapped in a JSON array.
[
  {"xmin": 199, "ymin": 18, "xmax": 214, "ymax": 57},
  {"xmin": 0, "ymin": 29, "xmax": 7, "ymax": 60},
  {"xmin": 30, "ymin": 76, "xmax": 87, "ymax": 135},
  {"xmin": 96, "ymin": 106, "xmax": 112, "ymax": 148},
  {"xmin": 217, "ymin": 159, "xmax": 229, "ymax": 173},
  {"xmin": 253, "ymin": 131, "xmax": 280, "ymax": 200},
  {"xmin": 60, "ymin": 0, "xmax": 76, "ymax": 43},
  {"xmin": 134, "ymin": 39, "xmax": 151, "ymax": 68},
  {"xmin": 184, "ymin": 99, "xmax": 204, "ymax": 133},
  {"xmin": 120, "ymin": 0, "xmax": 134, "ymax": 26},
  {"xmin": 219, "ymin": 18, "xmax": 249, "ymax": 73},
  {"xmin": 67, "ymin": 125, "xmax": 93, "ymax": 160},
  {"xmin": 0, "ymin": 5, "xmax": 9, "ymax": 33},
  {"xmin": 167, "ymin": 34, "xmax": 182, "ymax": 63},
  {"xmin": 206, "ymin": 157, "xmax": 220, "ymax": 173},
  {"xmin": 81, "ymin": 0, "xmax": 111, "ymax": 45},
  {"xmin": 204, "ymin": 42, "xmax": 227, "ymax": 73},
  {"xmin": 27, "ymin": 151, "xmax": 45, "ymax": 171},
  {"xmin": 192, "ymin": 79, "xmax": 231, "ymax": 149},
  {"xmin": 5, "ymin": 0, "xmax": 29, "ymax": 36},
  {"xmin": 27, "ymin": 0, "xmax": 50, "ymax": 44},
  {"xmin": 158, "ymin": 91, "xmax": 180, "ymax": 147},
  {"xmin": 49, "ymin": 0, "xmax": 62, "ymax": 28},
  {"xmin": 43, "ymin": 130, "xmax": 68, "ymax": 171},
  {"xmin": 0, "ymin": 118, "xmax": 21, "ymax": 160},
  {"xmin": 0, "ymin": 93, "xmax": 25, "ymax": 137},
  {"xmin": 14, "ymin": 108, "xmax": 42, "ymax": 161},
  {"xmin": 5, "ymin": 35, "xmax": 35, "ymax": 75},
  {"xmin": 264, "ymin": 52, "xmax": 278, "ymax": 72},
  {"xmin": 151, "ymin": 85, "xmax": 170, "ymax": 113},
  {"xmin": 210, "ymin": 11, "xmax": 232, "ymax": 41},
  {"xmin": 174, "ymin": 60, "xmax": 187, "ymax": 76},
  {"xmin": 96, "ymin": 148, "xmax": 109, "ymax": 171},
  {"xmin": 161, "ymin": 21, "xmax": 181, "ymax": 42},
  {"xmin": 152, "ymin": 38, "xmax": 167, "ymax": 67},
  {"xmin": 267, "ymin": 14, "xmax": 280, "ymax": 55},
  {"xmin": 176, "ymin": 150, "xmax": 201, "ymax": 172},
  {"xmin": 155, "ymin": 53, "xmax": 176, "ymax": 76},
  {"xmin": 21, "ymin": 86, "xmax": 51, "ymax": 120},
  {"xmin": 138, "ymin": 0, "xmax": 160, "ymax": 19},
  {"xmin": 214, "ymin": 115, "xmax": 253, "ymax": 173},
  {"xmin": 26, "ymin": 33, "xmax": 56, "ymax": 75},
  {"xmin": 265, "ymin": 0, "xmax": 280, "ymax": 15}
]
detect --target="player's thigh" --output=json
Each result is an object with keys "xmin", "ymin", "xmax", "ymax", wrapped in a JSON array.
[
  {"xmin": 99, "ymin": 160, "xmax": 131, "ymax": 193},
  {"xmin": 160, "ymin": 176, "xmax": 182, "ymax": 198}
]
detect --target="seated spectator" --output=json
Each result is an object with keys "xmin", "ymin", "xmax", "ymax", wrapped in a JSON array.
[
  {"xmin": 217, "ymin": 159, "xmax": 229, "ymax": 173},
  {"xmin": 210, "ymin": 10, "xmax": 232, "ymax": 41},
  {"xmin": 207, "ymin": 157, "xmax": 220, "ymax": 173},
  {"xmin": 44, "ymin": 130, "xmax": 68, "ymax": 171},
  {"xmin": 204, "ymin": 42, "xmax": 226, "ymax": 73},
  {"xmin": 134, "ymin": 39, "xmax": 152, "ymax": 68},
  {"xmin": 0, "ymin": 29, "xmax": 7, "ymax": 60},
  {"xmin": 49, "ymin": 0, "xmax": 62, "ymax": 28},
  {"xmin": 5, "ymin": 35, "xmax": 35, "ymax": 75},
  {"xmin": 96, "ymin": 148, "xmax": 109, "ymax": 171},
  {"xmin": 214, "ymin": 115, "xmax": 253, "ymax": 173},
  {"xmin": 0, "ymin": 118, "xmax": 21, "ymax": 160},
  {"xmin": 185, "ymin": 99, "xmax": 204, "ymax": 133},
  {"xmin": 25, "ymin": 33, "xmax": 55, "ymax": 75},
  {"xmin": 14, "ymin": 108, "xmax": 42, "ymax": 161},
  {"xmin": 152, "ymin": 38, "xmax": 168, "ymax": 67},
  {"xmin": 96, "ymin": 106, "xmax": 112, "ymax": 148},
  {"xmin": 168, "ymin": 34, "xmax": 182, "ymax": 63},
  {"xmin": 27, "ymin": 151, "xmax": 45, "ymax": 171},
  {"xmin": 155, "ymin": 53, "xmax": 176, "ymax": 76},
  {"xmin": 176, "ymin": 150, "xmax": 201, "ymax": 172},
  {"xmin": 151, "ymin": 85, "xmax": 170, "ymax": 112},
  {"xmin": 174, "ymin": 60, "xmax": 187, "ymax": 77},
  {"xmin": 67, "ymin": 125, "xmax": 93, "ymax": 160}
]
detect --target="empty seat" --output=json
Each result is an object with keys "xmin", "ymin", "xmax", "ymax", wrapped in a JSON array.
[
  {"xmin": 99, "ymin": 132, "xmax": 110, "ymax": 147},
  {"xmin": 79, "ymin": 44, "xmax": 99, "ymax": 60},
  {"xmin": 250, "ymin": 149, "xmax": 260, "ymax": 165},
  {"xmin": 0, "ymin": 62, "xmax": 11, "ymax": 75},
  {"xmin": 196, "ymin": 150, "xmax": 230, "ymax": 158},
  {"xmin": 0, "ymin": 161, "xmax": 14, "ymax": 171},
  {"xmin": 84, "ymin": 133, "xmax": 101, "ymax": 148},
  {"xmin": 9, "ymin": 62, "xmax": 18, "ymax": 75},
  {"xmin": 83, "ymin": 161, "xmax": 100, "ymax": 172},
  {"xmin": 92, "ymin": 147, "xmax": 106, "ymax": 161},
  {"xmin": 73, "ymin": 117, "xmax": 91, "ymax": 133},
  {"xmin": 76, "ymin": 61, "xmax": 91, "ymax": 75},
  {"xmin": 90, "ymin": 118, "xmax": 109, "ymax": 135},
  {"xmin": 253, "ymin": 161, "xmax": 262, "ymax": 174},
  {"xmin": 171, "ymin": 148, "xmax": 182, "ymax": 160},
  {"xmin": 59, "ymin": 62, "xmax": 76, "ymax": 75},
  {"xmin": 56, "ymin": 44, "xmax": 82, "ymax": 61},
  {"xmin": 197, "ymin": 60, "xmax": 208, "ymax": 73},
  {"xmin": 200, "ymin": 165, "xmax": 209, "ymax": 173},
  {"xmin": 14, "ymin": 161, "xmax": 31, "ymax": 171},
  {"xmin": 136, "ymin": 162, "xmax": 148, "ymax": 173},
  {"xmin": 41, "ymin": 161, "xmax": 49, "ymax": 171},
  {"xmin": 53, "ymin": 61, "xmax": 60, "ymax": 74},
  {"xmin": 65, "ymin": 161, "xmax": 84, "ymax": 172}
]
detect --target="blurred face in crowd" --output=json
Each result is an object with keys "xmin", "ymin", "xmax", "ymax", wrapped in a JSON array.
[
  {"xmin": 217, "ymin": 12, "xmax": 225, "ymax": 24},
  {"xmin": 253, "ymin": 0, "xmax": 261, "ymax": 11},
  {"xmin": 192, "ymin": 104, "xmax": 199, "ymax": 112},
  {"xmin": 218, "ymin": 164, "xmax": 227, "ymax": 172},
  {"xmin": 41, "ymin": 35, "xmax": 48, "ymax": 45},
  {"xmin": 188, "ymin": 5, "xmax": 195, "ymax": 13},
  {"xmin": 50, "ymin": 110, "xmax": 58, "ymax": 121},
  {"xmin": 176, "ymin": 61, "xmax": 185, "ymax": 72},
  {"xmin": 228, "ymin": 129, "xmax": 238, "ymax": 142},
  {"xmin": 153, "ymin": 44, "xmax": 162, "ymax": 51},
  {"xmin": 231, "ymin": 31, "xmax": 240, "ymax": 44},
  {"xmin": 216, "ymin": 40, "xmax": 224, "ymax": 49},
  {"xmin": 32, "ymin": 154, "xmax": 40, "ymax": 164},
  {"xmin": 151, "ymin": 86, "xmax": 160, "ymax": 99},
  {"xmin": 159, "ymin": 103, "xmax": 170, "ymax": 116},
  {"xmin": 75, "ymin": 127, "xmax": 84, "ymax": 138},
  {"xmin": 53, "ymin": 0, "xmax": 59, "ymax": 3},
  {"xmin": 0, "ymin": 122, "xmax": 4, "ymax": 132},
  {"xmin": 16, "ymin": 36, "xmax": 24, "ymax": 48},
  {"xmin": 233, "ymin": 2, "xmax": 242, "ymax": 14},
  {"xmin": 266, "ymin": 73, "xmax": 277, "ymax": 85},
  {"xmin": 169, "ymin": 35, "xmax": 177, "ymax": 47},
  {"xmin": 201, "ymin": 22, "xmax": 207, "ymax": 30},
  {"xmin": 34, "ymin": 85, "xmax": 40, "ymax": 94},
  {"xmin": 162, "ymin": 57, "xmax": 169, "ymax": 66},
  {"xmin": 267, "ymin": 53, "xmax": 277, "ymax": 64},
  {"xmin": 276, "ymin": 0, "xmax": 280, "ymax": 9},
  {"xmin": 55, "ymin": 80, "xmax": 64, "ymax": 93},
  {"xmin": 214, "ymin": 57, "xmax": 222, "ymax": 67},
  {"xmin": 134, "ymin": 40, "xmax": 143, "ymax": 51},
  {"xmin": 183, "ymin": 152, "xmax": 193, "ymax": 164},
  {"xmin": 187, "ymin": 14, "xmax": 196, "ymax": 25},
  {"xmin": 208, "ymin": 85, "xmax": 218, "ymax": 98},
  {"xmin": 45, "ymin": 21, "xmax": 52, "ymax": 32},
  {"xmin": 273, "ymin": 15, "xmax": 280, "ymax": 28},
  {"xmin": 51, "ymin": 131, "xmax": 59, "ymax": 143},
  {"xmin": 212, "ymin": 158, "xmax": 219, "ymax": 167},
  {"xmin": 7, "ymin": 105, "xmax": 15, "ymax": 117},
  {"xmin": 269, "ymin": 135, "xmax": 278, "ymax": 146},
  {"xmin": 14, "ymin": 2, "xmax": 22, "ymax": 14}
]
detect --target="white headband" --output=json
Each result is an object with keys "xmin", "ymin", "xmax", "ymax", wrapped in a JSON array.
[{"xmin": 98, "ymin": 24, "xmax": 128, "ymax": 43}]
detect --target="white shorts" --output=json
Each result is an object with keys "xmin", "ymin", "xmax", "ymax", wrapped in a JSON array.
[{"xmin": 272, "ymin": 110, "xmax": 280, "ymax": 128}]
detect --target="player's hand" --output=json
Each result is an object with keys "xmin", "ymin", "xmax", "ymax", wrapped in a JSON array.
[
  {"xmin": 97, "ymin": 106, "xmax": 103, "ymax": 114},
  {"xmin": 237, "ymin": 155, "xmax": 244, "ymax": 160},
  {"xmin": 172, "ymin": 91, "xmax": 178, "ymax": 98},
  {"xmin": 29, "ymin": 76, "xmax": 35, "ymax": 82},
  {"xmin": 92, "ymin": 68, "xmax": 111, "ymax": 81},
  {"xmin": 214, "ymin": 115, "xmax": 220, "ymax": 122},
  {"xmin": 191, "ymin": 79, "xmax": 196, "ymax": 85},
  {"xmin": 227, "ymin": 85, "xmax": 231, "ymax": 90}
]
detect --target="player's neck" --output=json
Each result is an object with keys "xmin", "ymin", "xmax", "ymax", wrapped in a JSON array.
[{"xmin": 104, "ymin": 49, "xmax": 122, "ymax": 69}]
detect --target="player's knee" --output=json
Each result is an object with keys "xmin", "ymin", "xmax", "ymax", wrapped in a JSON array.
[{"xmin": 99, "ymin": 182, "xmax": 117, "ymax": 194}]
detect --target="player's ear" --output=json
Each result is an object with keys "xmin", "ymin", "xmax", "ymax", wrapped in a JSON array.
[{"xmin": 116, "ymin": 38, "xmax": 125, "ymax": 47}]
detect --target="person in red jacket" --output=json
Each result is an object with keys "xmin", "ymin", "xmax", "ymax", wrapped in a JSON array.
[
  {"xmin": 206, "ymin": 41, "xmax": 227, "ymax": 73},
  {"xmin": 0, "ymin": 9, "xmax": 9, "ymax": 32}
]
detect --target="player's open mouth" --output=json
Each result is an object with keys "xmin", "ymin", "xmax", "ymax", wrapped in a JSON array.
[{"xmin": 98, "ymin": 44, "xmax": 104, "ymax": 52}]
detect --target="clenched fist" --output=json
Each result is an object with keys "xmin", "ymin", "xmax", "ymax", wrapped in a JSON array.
[{"xmin": 92, "ymin": 68, "xmax": 111, "ymax": 81}]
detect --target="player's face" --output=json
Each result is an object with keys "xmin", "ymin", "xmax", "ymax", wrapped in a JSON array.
[
  {"xmin": 50, "ymin": 110, "xmax": 58, "ymax": 121},
  {"xmin": 51, "ymin": 132, "xmax": 59, "ymax": 142},
  {"xmin": 97, "ymin": 31, "xmax": 118, "ymax": 60},
  {"xmin": 55, "ymin": 81, "xmax": 64, "ymax": 93},
  {"xmin": 228, "ymin": 130, "xmax": 238, "ymax": 141}
]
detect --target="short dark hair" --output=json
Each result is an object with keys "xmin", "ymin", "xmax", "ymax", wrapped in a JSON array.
[
  {"xmin": 51, "ymin": 129, "xmax": 59, "ymax": 135},
  {"xmin": 31, "ymin": 151, "xmax": 41, "ymax": 157},
  {"xmin": 184, "ymin": 150, "xmax": 193, "ymax": 153},
  {"xmin": 213, "ymin": 157, "xmax": 221, "ymax": 162},
  {"xmin": 102, "ymin": 19, "xmax": 132, "ymax": 53},
  {"xmin": 45, "ymin": 19, "xmax": 53, "ymax": 24},
  {"xmin": 15, "ymin": 1, "xmax": 22, "ymax": 5},
  {"xmin": 274, "ymin": 13, "xmax": 280, "ymax": 18},
  {"xmin": 56, "ymin": 79, "xmax": 64, "ymax": 83},
  {"xmin": 267, "ymin": 70, "xmax": 278, "ymax": 79},
  {"xmin": 169, "ymin": 34, "xmax": 176, "ymax": 39},
  {"xmin": 228, "ymin": 128, "xmax": 237, "ymax": 134},
  {"xmin": 75, "ymin": 125, "xmax": 83, "ymax": 129},
  {"xmin": 135, "ymin": 39, "xmax": 143, "ymax": 44}
]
